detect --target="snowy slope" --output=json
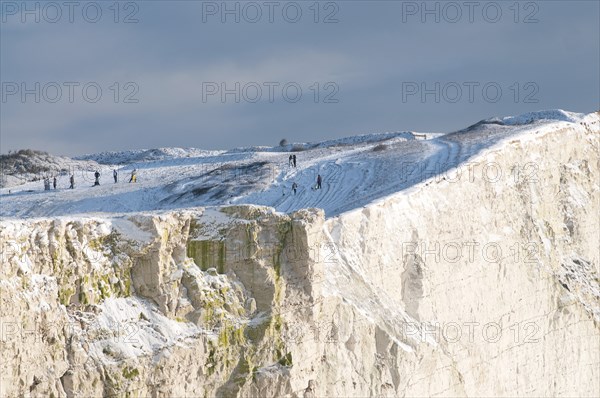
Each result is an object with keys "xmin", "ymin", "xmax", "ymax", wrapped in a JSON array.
[{"xmin": 0, "ymin": 110, "xmax": 596, "ymax": 219}]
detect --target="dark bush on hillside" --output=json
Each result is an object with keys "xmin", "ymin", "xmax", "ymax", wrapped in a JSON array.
[{"xmin": 0, "ymin": 149, "xmax": 51, "ymax": 175}]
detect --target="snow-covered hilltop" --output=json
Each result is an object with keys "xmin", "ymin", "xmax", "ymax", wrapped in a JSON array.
[
  {"xmin": 0, "ymin": 149, "xmax": 100, "ymax": 189},
  {"xmin": 1, "ymin": 110, "xmax": 598, "ymax": 397},
  {"xmin": 0, "ymin": 109, "xmax": 595, "ymax": 219}
]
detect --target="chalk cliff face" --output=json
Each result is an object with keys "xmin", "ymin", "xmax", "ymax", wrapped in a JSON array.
[{"xmin": 1, "ymin": 119, "xmax": 599, "ymax": 397}]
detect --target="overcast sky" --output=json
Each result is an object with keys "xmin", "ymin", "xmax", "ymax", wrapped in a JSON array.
[{"xmin": 1, "ymin": 0, "xmax": 598, "ymax": 156}]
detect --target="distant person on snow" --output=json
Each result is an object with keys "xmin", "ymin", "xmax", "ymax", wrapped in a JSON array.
[
  {"xmin": 94, "ymin": 171, "xmax": 100, "ymax": 186},
  {"xmin": 129, "ymin": 169, "xmax": 137, "ymax": 183},
  {"xmin": 316, "ymin": 174, "xmax": 322, "ymax": 190},
  {"xmin": 289, "ymin": 155, "xmax": 293, "ymax": 167},
  {"xmin": 69, "ymin": 174, "xmax": 75, "ymax": 189},
  {"xmin": 53, "ymin": 176, "xmax": 57, "ymax": 190},
  {"xmin": 292, "ymin": 182, "xmax": 298, "ymax": 195},
  {"xmin": 292, "ymin": 154, "xmax": 297, "ymax": 168},
  {"xmin": 113, "ymin": 169, "xmax": 118, "ymax": 183}
]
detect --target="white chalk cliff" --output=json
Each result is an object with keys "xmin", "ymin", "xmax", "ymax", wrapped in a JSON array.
[{"xmin": 1, "ymin": 111, "xmax": 598, "ymax": 397}]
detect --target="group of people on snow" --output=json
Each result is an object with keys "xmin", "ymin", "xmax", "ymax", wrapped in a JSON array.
[
  {"xmin": 288, "ymin": 154, "xmax": 297, "ymax": 168},
  {"xmin": 43, "ymin": 176, "xmax": 57, "ymax": 191},
  {"xmin": 286, "ymin": 153, "xmax": 323, "ymax": 195},
  {"xmin": 41, "ymin": 168, "xmax": 137, "ymax": 191},
  {"xmin": 35, "ymin": 152, "xmax": 320, "ymax": 198}
]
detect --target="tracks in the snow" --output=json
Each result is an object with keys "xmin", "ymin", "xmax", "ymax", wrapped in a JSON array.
[{"xmin": 267, "ymin": 136, "xmax": 471, "ymax": 216}]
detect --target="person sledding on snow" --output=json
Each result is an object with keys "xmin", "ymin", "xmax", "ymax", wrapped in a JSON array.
[
  {"xmin": 129, "ymin": 169, "xmax": 137, "ymax": 183},
  {"xmin": 292, "ymin": 182, "xmax": 298, "ymax": 195},
  {"xmin": 93, "ymin": 171, "xmax": 101, "ymax": 186},
  {"xmin": 316, "ymin": 174, "xmax": 322, "ymax": 190}
]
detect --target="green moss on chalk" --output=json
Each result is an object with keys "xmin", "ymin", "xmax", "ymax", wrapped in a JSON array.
[
  {"xmin": 187, "ymin": 240, "xmax": 226, "ymax": 273},
  {"xmin": 58, "ymin": 286, "xmax": 75, "ymax": 306},
  {"xmin": 278, "ymin": 352, "xmax": 293, "ymax": 367},
  {"xmin": 218, "ymin": 241, "xmax": 226, "ymax": 274},
  {"xmin": 121, "ymin": 366, "xmax": 139, "ymax": 380}
]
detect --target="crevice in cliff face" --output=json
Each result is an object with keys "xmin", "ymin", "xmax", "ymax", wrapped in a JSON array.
[
  {"xmin": 214, "ymin": 355, "xmax": 252, "ymax": 398},
  {"xmin": 59, "ymin": 370, "xmax": 72, "ymax": 398},
  {"xmin": 558, "ymin": 257, "xmax": 600, "ymax": 322},
  {"xmin": 401, "ymin": 253, "xmax": 424, "ymax": 321}
]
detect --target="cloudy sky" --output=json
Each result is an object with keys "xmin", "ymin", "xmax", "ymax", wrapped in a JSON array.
[{"xmin": 1, "ymin": 0, "xmax": 598, "ymax": 156}]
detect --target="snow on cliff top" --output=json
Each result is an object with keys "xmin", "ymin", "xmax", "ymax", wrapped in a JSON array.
[
  {"xmin": 0, "ymin": 110, "xmax": 596, "ymax": 219},
  {"xmin": 494, "ymin": 109, "xmax": 585, "ymax": 125}
]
